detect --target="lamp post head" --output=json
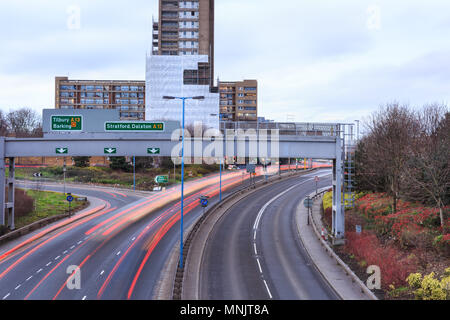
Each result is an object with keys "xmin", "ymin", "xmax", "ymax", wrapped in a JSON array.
[
  {"xmin": 163, "ymin": 96, "xmax": 176, "ymax": 100},
  {"xmin": 192, "ymin": 96, "xmax": 205, "ymax": 100}
]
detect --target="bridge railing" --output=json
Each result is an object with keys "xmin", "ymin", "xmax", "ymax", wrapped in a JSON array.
[{"xmin": 220, "ymin": 121, "xmax": 343, "ymax": 137}]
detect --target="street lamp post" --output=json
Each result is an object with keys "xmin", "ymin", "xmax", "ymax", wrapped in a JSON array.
[{"xmin": 163, "ymin": 95, "xmax": 204, "ymax": 269}]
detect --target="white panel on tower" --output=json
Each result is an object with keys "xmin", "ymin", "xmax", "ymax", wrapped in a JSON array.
[{"xmin": 145, "ymin": 54, "xmax": 219, "ymax": 129}]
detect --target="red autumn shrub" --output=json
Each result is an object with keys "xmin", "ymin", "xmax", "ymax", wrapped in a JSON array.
[
  {"xmin": 323, "ymin": 207, "xmax": 332, "ymax": 229},
  {"xmin": 345, "ymin": 231, "xmax": 417, "ymax": 289}
]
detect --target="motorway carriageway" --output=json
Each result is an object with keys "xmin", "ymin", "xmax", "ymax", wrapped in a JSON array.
[
  {"xmin": 198, "ymin": 169, "xmax": 339, "ymax": 300},
  {"xmin": 0, "ymin": 164, "xmax": 309, "ymax": 300}
]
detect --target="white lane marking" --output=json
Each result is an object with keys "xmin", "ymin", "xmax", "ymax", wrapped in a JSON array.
[
  {"xmin": 2, "ymin": 293, "xmax": 10, "ymax": 300},
  {"xmin": 253, "ymin": 179, "xmax": 312, "ymax": 231},
  {"xmin": 15, "ymin": 285, "xmax": 21, "ymax": 290},
  {"xmin": 116, "ymin": 251, "xmax": 121, "ymax": 256},
  {"xmin": 70, "ymin": 245, "xmax": 75, "ymax": 249},
  {"xmin": 46, "ymin": 262, "xmax": 52, "ymax": 267},
  {"xmin": 100, "ymin": 270, "xmax": 105, "ymax": 276},
  {"xmin": 37, "ymin": 268, "xmax": 43, "ymax": 274},
  {"xmin": 82, "ymin": 296, "xmax": 87, "ymax": 300},
  {"xmin": 55, "ymin": 255, "xmax": 61, "ymax": 260},
  {"xmin": 131, "ymin": 237, "xmax": 136, "ymax": 241},
  {"xmin": 77, "ymin": 241, "xmax": 83, "ymax": 245},
  {"xmin": 251, "ymin": 179, "xmax": 313, "ymax": 301},
  {"xmin": 256, "ymin": 258, "xmax": 263, "ymax": 274},
  {"xmin": 63, "ymin": 251, "xmax": 68, "ymax": 254},
  {"xmin": 26, "ymin": 276, "xmax": 33, "ymax": 281},
  {"xmin": 263, "ymin": 280, "xmax": 273, "ymax": 299}
]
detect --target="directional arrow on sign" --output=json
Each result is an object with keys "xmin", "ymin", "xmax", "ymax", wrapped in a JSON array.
[
  {"xmin": 104, "ymin": 148, "xmax": 117, "ymax": 154},
  {"xmin": 56, "ymin": 148, "xmax": 68, "ymax": 154},
  {"xmin": 147, "ymin": 148, "xmax": 160, "ymax": 155}
]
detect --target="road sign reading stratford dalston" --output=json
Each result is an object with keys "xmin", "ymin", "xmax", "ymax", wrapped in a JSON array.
[
  {"xmin": 51, "ymin": 115, "xmax": 82, "ymax": 131},
  {"xmin": 104, "ymin": 122, "xmax": 164, "ymax": 132}
]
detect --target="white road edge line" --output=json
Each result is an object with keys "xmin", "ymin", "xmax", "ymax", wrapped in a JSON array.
[
  {"xmin": 82, "ymin": 296, "xmax": 87, "ymax": 300},
  {"xmin": 263, "ymin": 280, "xmax": 273, "ymax": 299},
  {"xmin": 256, "ymin": 259, "xmax": 263, "ymax": 273},
  {"xmin": 2, "ymin": 293, "xmax": 10, "ymax": 300},
  {"xmin": 26, "ymin": 276, "xmax": 33, "ymax": 281},
  {"xmin": 46, "ymin": 262, "xmax": 52, "ymax": 267},
  {"xmin": 15, "ymin": 285, "xmax": 21, "ymax": 290}
]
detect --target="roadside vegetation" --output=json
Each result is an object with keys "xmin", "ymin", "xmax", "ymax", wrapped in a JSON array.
[
  {"xmin": 14, "ymin": 159, "xmax": 220, "ymax": 191},
  {"xmin": 0, "ymin": 188, "xmax": 86, "ymax": 235},
  {"xmin": 322, "ymin": 103, "xmax": 449, "ymax": 300}
]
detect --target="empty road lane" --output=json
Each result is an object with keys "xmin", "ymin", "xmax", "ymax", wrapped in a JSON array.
[{"xmin": 199, "ymin": 169, "xmax": 339, "ymax": 300}]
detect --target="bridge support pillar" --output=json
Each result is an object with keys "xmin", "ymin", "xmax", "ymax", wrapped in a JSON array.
[
  {"xmin": 7, "ymin": 157, "xmax": 15, "ymax": 230},
  {"xmin": 0, "ymin": 137, "xmax": 5, "ymax": 227},
  {"xmin": 332, "ymin": 135, "xmax": 345, "ymax": 241}
]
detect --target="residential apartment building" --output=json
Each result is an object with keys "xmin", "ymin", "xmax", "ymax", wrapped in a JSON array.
[
  {"xmin": 55, "ymin": 76, "xmax": 146, "ymax": 120},
  {"xmin": 219, "ymin": 80, "xmax": 258, "ymax": 122},
  {"xmin": 152, "ymin": 0, "xmax": 215, "ymax": 86},
  {"xmin": 147, "ymin": 0, "xmax": 219, "ymax": 128}
]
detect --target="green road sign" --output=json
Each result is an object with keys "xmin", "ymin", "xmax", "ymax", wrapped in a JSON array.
[
  {"xmin": 104, "ymin": 122, "xmax": 164, "ymax": 132},
  {"xmin": 104, "ymin": 147, "xmax": 117, "ymax": 154},
  {"xmin": 154, "ymin": 175, "xmax": 168, "ymax": 184},
  {"xmin": 51, "ymin": 115, "xmax": 82, "ymax": 131},
  {"xmin": 147, "ymin": 148, "xmax": 161, "ymax": 155},
  {"xmin": 56, "ymin": 147, "xmax": 68, "ymax": 154}
]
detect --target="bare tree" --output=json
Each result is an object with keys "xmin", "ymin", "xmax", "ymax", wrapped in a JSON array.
[
  {"xmin": 361, "ymin": 103, "xmax": 420, "ymax": 213},
  {"xmin": 0, "ymin": 110, "xmax": 8, "ymax": 136},
  {"xmin": 6, "ymin": 108, "xmax": 42, "ymax": 137},
  {"xmin": 403, "ymin": 105, "xmax": 449, "ymax": 228}
]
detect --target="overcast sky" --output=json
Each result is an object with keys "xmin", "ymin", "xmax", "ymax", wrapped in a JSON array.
[{"xmin": 1, "ymin": 0, "xmax": 450, "ymax": 124}]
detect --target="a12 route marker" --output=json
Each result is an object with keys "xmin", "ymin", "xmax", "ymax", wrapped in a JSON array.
[
  {"xmin": 56, "ymin": 148, "xmax": 68, "ymax": 154},
  {"xmin": 147, "ymin": 148, "xmax": 160, "ymax": 155},
  {"xmin": 104, "ymin": 148, "xmax": 117, "ymax": 154}
]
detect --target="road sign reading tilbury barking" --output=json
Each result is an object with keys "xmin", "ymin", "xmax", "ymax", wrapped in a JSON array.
[{"xmin": 51, "ymin": 115, "xmax": 82, "ymax": 131}]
